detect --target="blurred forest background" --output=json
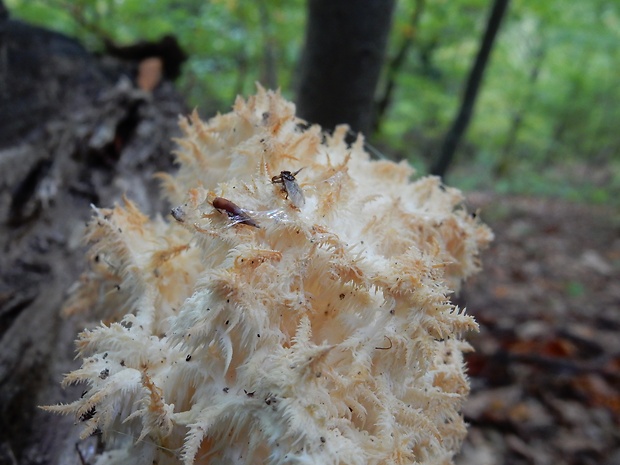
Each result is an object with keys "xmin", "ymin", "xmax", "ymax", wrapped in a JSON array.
[{"xmin": 6, "ymin": 0, "xmax": 620, "ymax": 205}]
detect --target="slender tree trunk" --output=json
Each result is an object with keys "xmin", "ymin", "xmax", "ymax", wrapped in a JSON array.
[
  {"xmin": 373, "ymin": 0, "xmax": 425, "ymax": 134},
  {"xmin": 296, "ymin": 0, "xmax": 396, "ymax": 136},
  {"xmin": 257, "ymin": 0, "xmax": 278, "ymax": 89},
  {"xmin": 430, "ymin": 0, "xmax": 510, "ymax": 177}
]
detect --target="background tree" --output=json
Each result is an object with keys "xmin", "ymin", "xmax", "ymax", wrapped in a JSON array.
[
  {"xmin": 295, "ymin": 0, "xmax": 396, "ymax": 136},
  {"xmin": 372, "ymin": 0, "xmax": 426, "ymax": 134},
  {"xmin": 430, "ymin": 0, "xmax": 510, "ymax": 177}
]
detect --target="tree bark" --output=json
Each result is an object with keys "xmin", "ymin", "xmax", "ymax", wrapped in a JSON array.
[
  {"xmin": 430, "ymin": 0, "xmax": 510, "ymax": 178},
  {"xmin": 296, "ymin": 0, "xmax": 396, "ymax": 136},
  {"xmin": 0, "ymin": 16, "xmax": 186, "ymax": 465}
]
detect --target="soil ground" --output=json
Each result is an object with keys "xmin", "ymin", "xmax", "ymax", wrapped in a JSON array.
[{"xmin": 455, "ymin": 192, "xmax": 620, "ymax": 465}]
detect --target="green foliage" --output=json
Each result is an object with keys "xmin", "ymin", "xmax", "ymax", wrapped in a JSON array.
[
  {"xmin": 6, "ymin": 0, "xmax": 619, "ymax": 206},
  {"xmin": 382, "ymin": 0, "xmax": 619, "ymax": 205}
]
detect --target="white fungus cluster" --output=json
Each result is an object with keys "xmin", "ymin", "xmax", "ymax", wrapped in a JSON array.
[{"xmin": 46, "ymin": 89, "xmax": 493, "ymax": 465}]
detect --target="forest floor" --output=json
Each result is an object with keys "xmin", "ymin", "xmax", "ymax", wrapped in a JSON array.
[{"xmin": 454, "ymin": 192, "xmax": 620, "ymax": 465}]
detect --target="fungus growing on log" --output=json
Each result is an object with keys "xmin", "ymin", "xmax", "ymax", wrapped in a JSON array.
[{"xmin": 44, "ymin": 88, "xmax": 493, "ymax": 465}]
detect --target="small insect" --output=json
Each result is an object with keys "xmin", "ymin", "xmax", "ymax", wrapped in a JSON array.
[
  {"xmin": 271, "ymin": 168, "xmax": 305, "ymax": 208},
  {"xmin": 212, "ymin": 197, "xmax": 259, "ymax": 228},
  {"xmin": 170, "ymin": 205, "xmax": 186, "ymax": 223}
]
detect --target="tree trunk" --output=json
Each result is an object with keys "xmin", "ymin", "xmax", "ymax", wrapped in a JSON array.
[
  {"xmin": 430, "ymin": 0, "xmax": 510, "ymax": 178},
  {"xmin": 295, "ymin": 0, "xmax": 396, "ymax": 136},
  {"xmin": 257, "ymin": 0, "xmax": 278, "ymax": 89}
]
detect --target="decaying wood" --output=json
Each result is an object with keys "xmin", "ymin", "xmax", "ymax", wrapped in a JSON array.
[{"xmin": 0, "ymin": 17, "xmax": 187, "ymax": 465}]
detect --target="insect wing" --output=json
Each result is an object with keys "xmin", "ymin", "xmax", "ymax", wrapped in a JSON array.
[
  {"xmin": 283, "ymin": 177, "xmax": 305, "ymax": 208},
  {"xmin": 213, "ymin": 197, "xmax": 259, "ymax": 228}
]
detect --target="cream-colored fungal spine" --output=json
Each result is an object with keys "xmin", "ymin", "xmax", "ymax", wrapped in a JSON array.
[{"xmin": 44, "ymin": 88, "xmax": 493, "ymax": 465}]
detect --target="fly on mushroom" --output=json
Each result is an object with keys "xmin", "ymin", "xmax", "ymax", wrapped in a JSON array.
[
  {"xmin": 272, "ymin": 168, "xmax": 305, "ymax": 208},
  {"xmin": 212, "ymin": 197, "xmax": 259, "ymax": 228}
]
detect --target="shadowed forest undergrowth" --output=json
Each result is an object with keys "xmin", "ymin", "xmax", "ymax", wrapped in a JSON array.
[{"xmin": 457, "ymin": 193, "xmax": 620, "ymax": 465}]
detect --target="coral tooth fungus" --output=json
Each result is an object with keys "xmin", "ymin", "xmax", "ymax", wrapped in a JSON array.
[{"xmin": 44, "ymin": 88, "xmax": 492, "ymax": 465}]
